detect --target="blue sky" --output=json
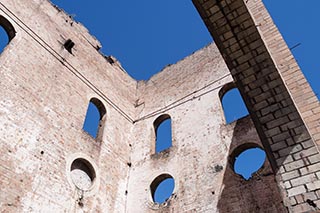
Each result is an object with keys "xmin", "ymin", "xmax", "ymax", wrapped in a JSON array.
[
  {"xmin": 49, "ymin": 0, "xmax": 320, "ymax": 203},
  {"xmin": 49, "ymin": 0, "xmax": 320, "ymax": 98},
  {"xmin": 0, "ymin": 0, "xmax": 317, "ymax": 206}
]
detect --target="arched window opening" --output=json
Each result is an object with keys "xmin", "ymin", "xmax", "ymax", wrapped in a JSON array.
[
  {"xmin": 154, "ymin": 114, "xmax": 172, "ymax": 153},
  {"xmin": 219, "ymin": 82, "xmax": 249, "ymax": 124},
  {"xmin": 150, "ymin": 174, "xmax": 175, "ymax": 204},
  {"xmin": 0, "ymin": 16, "xmax": 15, "ymax": 54},
  {"xmin": 230, "ymin": 144, "xmax": 266, "ymax": 180},
  {"xmin": 70, "ymin": 158, "xmax": 96, "ymax": 190},
  {"xmin": 83, "ymin": 98, "xmax": 106, "ymax": 138}
]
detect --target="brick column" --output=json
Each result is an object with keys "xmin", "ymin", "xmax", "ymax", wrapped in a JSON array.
[{"xmin": 193, "ymin": 0, "xmax": 320, "ymax": 211}]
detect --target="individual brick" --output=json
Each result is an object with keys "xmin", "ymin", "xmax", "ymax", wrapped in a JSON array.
[
  {"xmin": 284, "ymin": 159, "xmax": 307, "ymax": 171},
  {"xmin": 271, "ymin": 141, "xmax": 287, "ymax": 152},
  {"xmin": 309, "ymin": 154, "xmax": 320, "ymax": 164},
  {"xmin": 300, "ymin": 163, "xmax": 320, "ymax": 176},
  {"xmin": 278, "ymin": 144, "xmax": 303, "ymax": 157},
  {"xmin": 287, "ymin": 185, "xmax": 306, "ymax": 197},
  {"xmin": 293, "ymin": 147, "xmax": 318, "ymax": 160},
  {"xmin": 303, "ymin": 191, "xmax": 317, "ymax": 201},
  {"xmin": 281, "ymin": 170, "xmax": 301, "ymax": 182},
  {"xmin": 290, "ymin": 174, "xmax": 316, "ymax": 187},
  {"xmin": 306, "ymin": 180, "xmax": 320, "ymax": 191}
]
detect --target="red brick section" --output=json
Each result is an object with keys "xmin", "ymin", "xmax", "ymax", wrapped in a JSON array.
[{"xmin": 193, "ymin": 0, "xmax": 320, "ymax": 212}]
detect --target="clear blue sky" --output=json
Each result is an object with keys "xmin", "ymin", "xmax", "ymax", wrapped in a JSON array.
[
  {"xmin": 49, "ymin": 0, "xmax": 320, "ymax": 99},
  {"xmin": 50, "ymin": 0, "xmax": 320, "ymax": 203}
]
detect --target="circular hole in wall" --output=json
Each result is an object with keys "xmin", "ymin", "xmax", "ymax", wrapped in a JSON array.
[
  {"xmin": 233, "ymin": 147, "xmax": 266, "ymax": 180},
  {"xmin": 150, "ymin": 174, "xmax": 175, "ymax": 204},
  {"xmin": 70, "ymin": 158, "xmax": 96, "ymax": 191}
]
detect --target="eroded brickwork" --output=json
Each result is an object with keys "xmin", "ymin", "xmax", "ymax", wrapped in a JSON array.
[
  {"xmin": 0, "ymin": 0, "xmax": 136, "ymax": 212},
  {"xmin": 193, "ymin": 0, "xmax": 320, "ymax": 212},
  {"xmin": 128, "ymin": 44, "xmax": 285, "ymax": 212},
  {"xmin": 0, "ymin": 0, "xmax": 319, "ymax": 212}
]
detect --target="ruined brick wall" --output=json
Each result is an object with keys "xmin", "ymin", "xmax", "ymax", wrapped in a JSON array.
[
  {"xmin": 128, "ymin": 43, "xmax": 285, "ymax": 212},
  {"xmin": 0, "ymin": 0, "xmax": 137, "ymax": 212},
  {"xmin": 193, "ymin": 0, "xmax": 320, "ymax": 212},
  {"xmin": 218, "ymin": 116, "xmax": 286, "ymax": 213},
  {"xmin": 0, "ymin": 0, "xmax": 318, "ymax": 212}
]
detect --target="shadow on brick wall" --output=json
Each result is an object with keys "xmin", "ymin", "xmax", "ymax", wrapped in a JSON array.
[{"xmin": 217, "ymin": 117, "xmax": 287, "ymax": 212}]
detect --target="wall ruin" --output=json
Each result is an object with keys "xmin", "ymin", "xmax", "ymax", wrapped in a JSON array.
[{"xmin": 0, "ymin": 0, "xmax": 319, "ymax": 212}]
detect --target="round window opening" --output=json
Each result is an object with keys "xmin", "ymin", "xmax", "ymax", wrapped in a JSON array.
[
  {"xmin": 70, "ymin": 158, "xmax": 96, "ymax": 191},
  {"xmin": 233, "ymin": 147, "xmax": 266, "ymax": 180},
  {"xmin": 150, "ymin": 174, "xmax": 175, "ymax": 204}
]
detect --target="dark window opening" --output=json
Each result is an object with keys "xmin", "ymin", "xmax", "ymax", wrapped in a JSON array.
[
  {"xmin": 0, "ymin": 15, "xmax": 15, "ymax": 54},
  {"xmin": 70, "ymin": 158, "xmax": 96, "ymax": 190},
  {"xmin": 83, "ymin": 98, "xmax": 106, "ymax": 138},
  {"xmin": 230, "ymin": 144, "xmax": 266, "ymax": 180},
  {"xmin": 64, "ymin": 39, "xmax": 75, "ymax": 53},
  {"xmin": 154, "ymin": 114, "xmax": 172, "ymax": 153},
  {"xmin": 150, "ymin": 174, "xmax": 175, "ymax": 204},
  {"xmin": 219, "ymin": 82, "xmax": 249, "ymax": 124}
]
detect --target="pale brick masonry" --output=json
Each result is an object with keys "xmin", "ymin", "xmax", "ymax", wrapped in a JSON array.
[
  {"xmin": 0, "ymin": 0, "xmax": 319, "ymax": 212},
  {"xmin": 193, "ymin": 0, "xmax": 320, "ymax": 212}
]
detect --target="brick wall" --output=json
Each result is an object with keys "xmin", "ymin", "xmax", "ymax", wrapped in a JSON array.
[
  {"xmin": 0, "ymin": 0, "xmax": 136, "ymax": 212},
  {"xmin": 193, "ymin": 0, "xmax": 320, "ymax": 212},
  {"xmin": 128, "ymin": 43, "xmax": 284, "ymax": 212},
  {"xmin": 1, "ymin": 0, "xmax": 316, "ymax": 212}
]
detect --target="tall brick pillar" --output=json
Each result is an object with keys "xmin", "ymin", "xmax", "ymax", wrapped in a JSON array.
[{"xmin": 193, "ymin": 0, "xmax": 320, "ymax": 212}]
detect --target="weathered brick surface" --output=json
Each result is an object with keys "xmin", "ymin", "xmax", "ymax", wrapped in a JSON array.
[
  {"xmin": 0, "ymin": 0, "xmax": 285, "ymax": 210},
  {"xmin": 0, "ymin": 0, "xmax": 319, "ymax": 212},
  {"xmin": 0, "ymin": 0, "xmax": 136, "ymax": 212},
  {"xmin": 193, "ymin": 0, "xmax": 320, "ymax": 212},
  {"xmin": 127, "ymin": 45, "xmax": 285, "ymax": 212}
]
